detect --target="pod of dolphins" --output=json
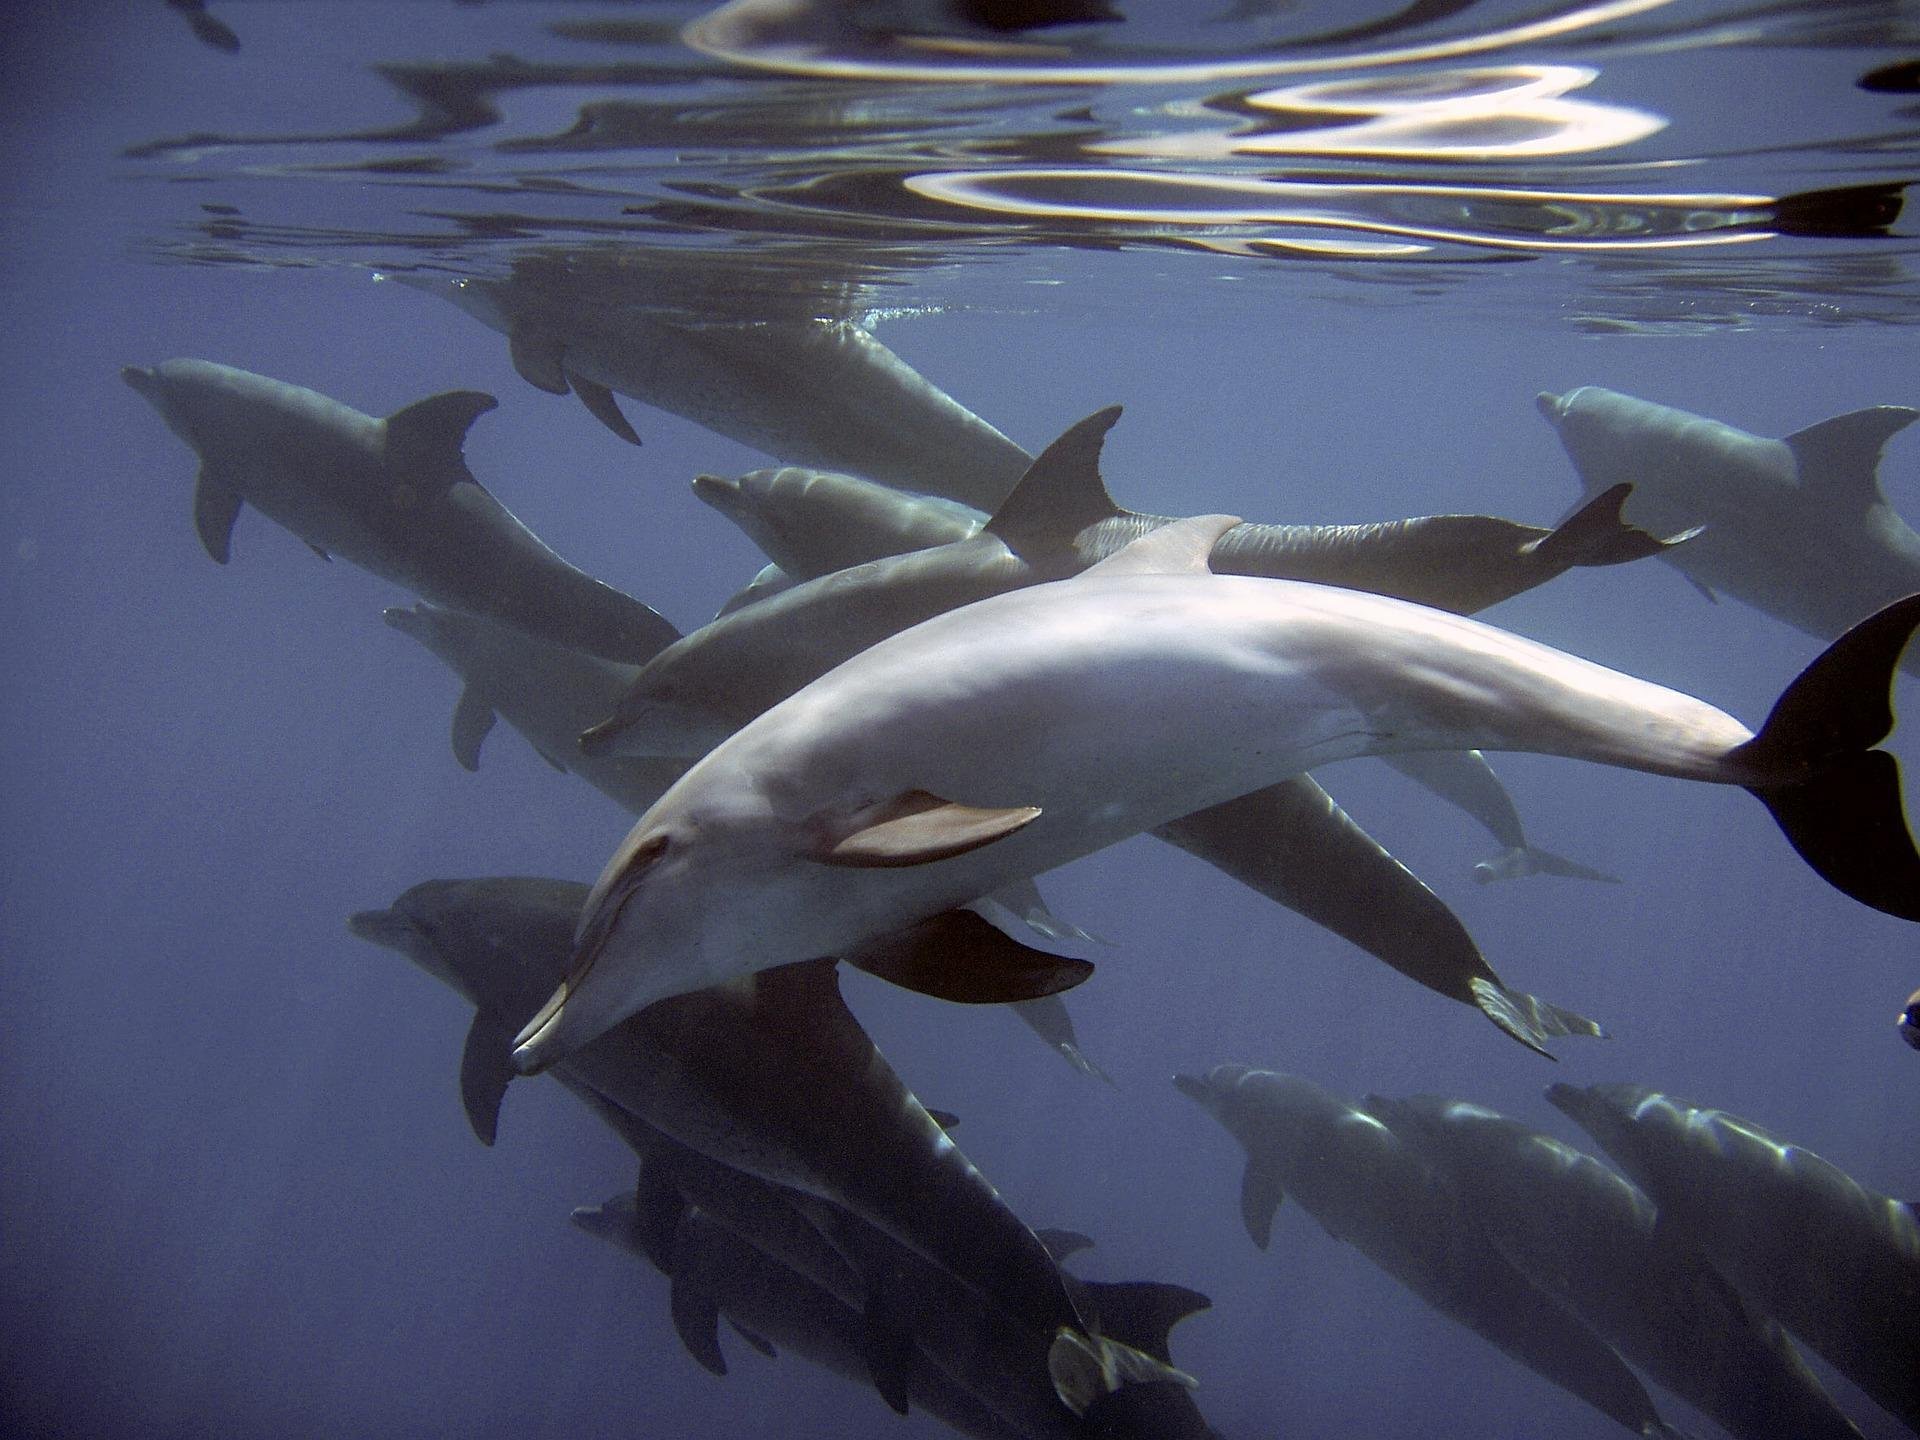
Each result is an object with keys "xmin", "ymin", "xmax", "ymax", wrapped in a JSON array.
[{"xmin": 124, "ymin": 269, "xmax": 1920, "ymax": 1437}]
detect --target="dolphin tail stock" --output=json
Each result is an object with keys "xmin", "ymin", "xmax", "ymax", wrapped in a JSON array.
[
  {"xmin": 1524, "ymin": 482, "xmax": 1699, "ymax": 569},
  {"xmin": 1731, "ymin": 593, "xmax": 1920, "ymax": 921},
  {"xmin": 1472, "ymin": 844, "xmax": 1622, "ymax": 886}
]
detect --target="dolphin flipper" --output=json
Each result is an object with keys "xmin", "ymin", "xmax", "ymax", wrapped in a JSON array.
[
  {"xmin": 507, "ymin": 327, "xmax": 570, "ymax": 394},
  {"xmin": 566, "ymin": 369, "xmax": 642, "ymax": 447},
  {"xmin": 450, "ymin": 686, "xmax": 497, "ymax": 773},
  {"xmin": 858, "ymin": 1281, "xmax": 918, "ymax": 1415},
  {"xmin": 1734, "ymin": 593, "xmax": 1920, "ymax": 920},
  {"xmin": 844, "ymin": 909, "xmax": 1093, "ymax": 1004},
  {"xmin": 1240, "ymin": 1157, "xmax": 1285, "ymax": 1250},
  {"xmin": 668, "ymin": 1271, "xmax": 728, "ymax": 1377},
  {"xmin": 726, "ymin": 1320, "xmax": 777, "ymax": 1359},
  {"xmin": 815, "ymin": 789, "xmax": 1042, "ymax": 868},
  {"xmin": 192, "ymin": 470, "xmax": 243, "ymax": 564},
  {"xmin": 458, "ymin": 1013, "xmax": 517, "ymax": 1146},
  {"xmin": 1011, "ymin": 994, "xmax": 1113, "ymax": 1083}
]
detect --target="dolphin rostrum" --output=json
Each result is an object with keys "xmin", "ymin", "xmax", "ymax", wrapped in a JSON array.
[
  {"xmin": 122, "ymin": 358, "xmax": 677, "ymax": 666},
  {"xmin": 1173, "ymin": 1066, "xmax": 1688, "ymax": 1439},
  {"xmin": 1539, "ymin": 385, "xmax": 1920, "ymax": 671},
  {"xmin": 1548, "ymin": 1082, "xmax": 1920, "ymax": 1435},
  {"xmin": 515, "ymin": 505, "xmax": 1920, "ymax": 1072}
]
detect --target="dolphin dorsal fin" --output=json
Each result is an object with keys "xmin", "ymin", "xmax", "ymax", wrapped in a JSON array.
[
  {"xmin": 383, "ymin": 390, "xmax": 499, "ymax": 483},
  {"xmin": 1080, "ymin": 513, "xmax": 1240, "ymax": 579},
  {"xmin": 1783, "ymin": 405, "xmax": 1919, "ymax": 509},
  {"xmin": 984, "ymin": 405, "xmax": 1126, "ymax": 555}
]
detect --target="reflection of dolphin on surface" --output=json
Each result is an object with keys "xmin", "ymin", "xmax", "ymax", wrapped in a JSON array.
[
  {"xmin": 1364, "ymin": 1092, "xmax": 1865, "ymax": 1440},
  {"xmin": 1548, "ymin": 1082, "xmax": 1920, "ymax": 1436},
  {"xmin": 1540, "ymin": 385, "xmax": 1920, "ymax": 670},
  {"xmin": 518, "ymin": 500, "xmax": 1920, "ymax": 1072},
  {"xmin": 122, "ymin": 358, "xmax": 677, "ymax": 666},
  {"xmin": 1173, "ymin": 1066, "xmax": 1688, "ymax": 1440},
  {"xmin": 403, "ymin": 266, "xmax": 1033, "ymax": 509}
]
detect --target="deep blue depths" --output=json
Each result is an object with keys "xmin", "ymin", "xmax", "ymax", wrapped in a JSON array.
[{"xmin": 1, "ymin": 7, "xmax": 1916, "ymax": 1439}]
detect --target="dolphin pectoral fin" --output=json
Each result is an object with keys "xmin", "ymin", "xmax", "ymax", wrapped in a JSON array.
[
  {"xmin": 307, "ymin": 543, "xmax": 331, "ymax": 563},
  {"xmin": 923, "ymin": 1107, "xmax": 960, "ymax": 1131},
  {"xmin": 507, "ymin": 326, "xmax": 571, "ymax": 394},
  {"xmin": 815, "ymin": 790, "xmax": 1042, "ymax": 868},
  {"xmin": 1783, "ymin": 405, "xmax": 1918, "ymax": 509},
  {"xmin": 725, "ymin": 1320, "xmax": 776, "ymax": 1359},
  {"xmin": 1686, "ymin": 574, "xmax": 1720, "ymax": 603},
  {"xmin": 632, "ymin": 1160, "xmax": 689, "ymax": 1276},
  {"xmin": 1469, "ymin": 977, "xmax": 1606, "ymax": 1058},
  {"xmin": 450, "ymin": 686, "xmax": 497, "ymax": 773},
  {"xmin": 191, "ymin": 470, "xmax": 242, "ymax": 564},
  {"xmin": 1734, "ymin": 593, "xmax": 1920, "ymax": 920},
  {"xmin": 1524, "ymin": 483, "xmax": 1679, "ymax": 569},
  {"xmin": 845, "ymin": 909, "xmax": 1094, "ymax": 1004},
  {"xmin": 458, "ymin": 1013, "xmax": 517, "ymax": 1147},
  {"xmin": 1239, "ymin": 1159, "xmax": 1285, "ymax": 1250},
  {"xmin": 566, "ymin": 369, "xmax": 642, "ymax": 446},
  {"xmin": 668, "ymin": 1271, "xmax": 728, "ymax": 1377},
  {"xmin": 858, "ymin": 1282, "xmax": 918, "ymax": 1416},
  {"xmin": 382, "ymin": 390, "xmax": 499, "ymax": 482}
]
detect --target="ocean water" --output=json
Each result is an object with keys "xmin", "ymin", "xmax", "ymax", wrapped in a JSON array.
[{"xmin": 2, "ymin": 4, "xmax": 1917, "ymax": 1438}]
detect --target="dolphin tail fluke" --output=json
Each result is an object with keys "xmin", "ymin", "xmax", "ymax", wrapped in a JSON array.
[
  {"xmin": 1525, "ymin": 482, "xmax": 1695, "ymax": 569},
  {"xmin": 1472, "ymin": 844, "xmax": 1622, "ymax": 885},
  {"xmin": 1075, "ymin": 1280, "xmax": 1212, "ymax": 1366},
  {"xmin": 1733, "ymin": 594, "xmax": 1920, "ymax": 921},
  {"xmin": 1470, "ymin": 977, "xmax": 1607, "ymax": 1058}
]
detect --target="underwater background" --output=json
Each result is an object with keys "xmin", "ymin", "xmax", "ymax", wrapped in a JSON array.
[{"xmin": 2, "ymin": 3, "xmax": 1916, "ymax": 1438}]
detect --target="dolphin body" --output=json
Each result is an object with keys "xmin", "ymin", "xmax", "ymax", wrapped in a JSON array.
[
  {"xmin": 516, "ymin": 507, "xmax": 1920, "ymax": 1073},
  {"xmin": 121, "ymin": 358, "xmax": 677, "ymax": 666},
  {"xmin": 1539, "ymin": 386, "xmax": 1920, "ymax": 671},
  {"xmin": 1364, "ymin": 1093, "xmax": 1864, "ymax": 1440},
  {"xmin": 1172, "ymin": 1066, "xmax": 1687, "ymax": 1439},
  {"xmin": 348, "ymin": 877, "xmax": 1095, "ymax": 1352},
  {"xmin": 1547, "ymin": 1083, "xmax": 1920, "ymax": 1435},
  {"xmin": 407, "ymin": 270, "xmax": 1034, "ymax": 510}
]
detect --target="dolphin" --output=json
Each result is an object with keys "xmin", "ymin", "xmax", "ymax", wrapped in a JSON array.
[
  {"xmin": 515, "ymin": 510, "xmax": 1920, "ymax": 1072},
  {"xmin": 1172, "ymin": 1066, "xmax": 1688, "ymax": 1439},
  {"xmin": 1364, "ymin": 1093, "xmax": 1865, "ymax": 1440},
  {"xmin": 121, "ymin": 358, "xmax": 678, "ymax": 666},
  {"xmin": 402, "ymin": 266, "xmax": 1034, "ymax": 509},
  {"xmin": 382, "ymin": 602, "xmax": 688, "ymax": 816},
  {"xmin": 348, "ymin": 877, "xmax": 1101, "ymax": 1352},
  {"xmin": 1538, "ymin": 386, "xmax": 1920, "ymax": 671},
  {"xmin": 1547, "ymin": 1082, "xmax": 1920, "ymax": 1434},
  {"xmin": 1903, "ymin": 985, "xmax": 1920, "ymax": 1050},
  {"xmin": 614, "ymin": 406, "xmax": 1686, "ymax": 758}
]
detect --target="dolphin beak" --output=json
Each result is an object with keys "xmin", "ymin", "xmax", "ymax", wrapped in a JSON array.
[
  {"xmin": 690, "ymin": 473, "xmax": 744, "ymax": 518},
  {"xmin": 1171, "ymin": 1072, "xmax": 1213, "ymax": 1105},
  {"xmin": 1535, "ymin": 390, "xmax": 1567, "ymax": 424},
  {"xmin": 346, "ymin": 908, "xmax": 411, "ymax": 948},
  {"xmin": 121, "ymin": 365, "xmax": 156, "ymax": 395}
]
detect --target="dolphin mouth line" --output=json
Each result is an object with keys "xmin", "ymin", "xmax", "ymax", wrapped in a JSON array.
[{"xmin": 514, "ymin": 943, "xmax": 599, "ymax": 1054}]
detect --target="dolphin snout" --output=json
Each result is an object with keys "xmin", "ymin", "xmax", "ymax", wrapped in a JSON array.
[
  {"xmin": 1535, "ymin": 390, "xmax": 1568, "ymax": 424},
  {"xmin": 121, "ymin": 365, "xmax": 156, "ymax": 394},
  {"xmin": 347, "ymin": 907, "xmax": 412, "ymax": 949},
  {"xmin": 381, "ymin": 604, "xmax": 431, "ymax": 640},
  {"xmin": 690, "ymin": 474, "xmax": 744, "ymax": 517},
  {"xmin": 1171, "ymin": 1072, "xmax": 1213, "ymax": 1104}
]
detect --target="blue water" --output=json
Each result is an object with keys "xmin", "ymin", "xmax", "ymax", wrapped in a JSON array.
[{"xmin": 3, "ymin": 4, "xmax": 1916, "ymax": 1438}]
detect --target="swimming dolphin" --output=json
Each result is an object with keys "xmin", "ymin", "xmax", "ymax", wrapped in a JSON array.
[
  {"xmin": 401, "ymin": 265, "xmax": 1034, "ymax": 509},
  {"xmin": 1547, "ymin": 1082, "xmax": 1920, "ymax": 1434},
  {"xmin": 516, "ymin": 510, "xmax": 1920, "ymax": 1073},
  {"xmin": 121, "ymin": 358, "xmax": 677, "ymax": 666},
  {"xmin": 349, "ymin": 877, "xmax": 1096, "ymax": 1349},
  {"xmin": 382, "ymin": 602, "xmax": 688, "ymax": 816},
  {"xmin": 1539, "ymin": 385, "xmax": 1920, "ymax": 671},
  {"xmin": 1172, "ymin": 1066, "xmax": 1687, "ymax": 1439},
  {"xmin": 1903, "ymin": 985, "xmax": 1920, "ymax": 1050},
  {"xmin": 614, "ymin": 407, "xmax": 1685, "ymax": 758},
  {"xmin": 1364, "ymin": 1093, "xmax": 1864, "ymax": 1440}
]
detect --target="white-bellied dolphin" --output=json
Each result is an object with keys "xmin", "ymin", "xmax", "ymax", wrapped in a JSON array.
[
  {"xmin": 1172, "ymin": 1066, "xmax": 1687, "ymax": 1439},
  {"xmin": 350, "ymin": 877, "xmax": 1097, "ymax": 1350},
  {"xmin": 1547, "ymin": 1082, "xmax": 1920, "ymax": 1434},
  {"xmin": 1539, "ymin": 386, "xmax": 1920, "ymax": 670},
  {"xmin": 405, "ymin": 267, "xmax": 1034, "ymax": 510},
  {"xmin": 121, "ymin": 358, "xmax": 677, "ymax": 666},
  {"xmin": 517, "ymin": 508, "xmax": 1920, "ymax": 1073},
  {"xmin": 1364, "ymin": 1093, "xmax": 1864, "ymax": 1440}
]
